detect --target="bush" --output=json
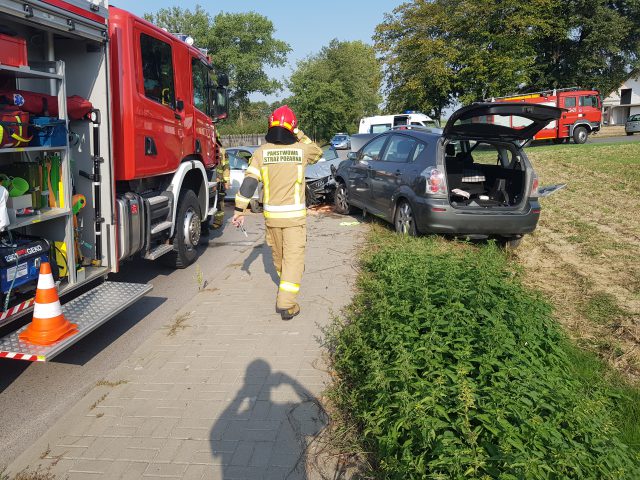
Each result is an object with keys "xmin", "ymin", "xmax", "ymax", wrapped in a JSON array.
[{"xmin": 329, "ymin": 232, "xmax": 640, "ymax": 479}]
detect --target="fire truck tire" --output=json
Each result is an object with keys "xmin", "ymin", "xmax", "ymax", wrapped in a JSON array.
[
  {"xmin": 573, "ymin": 126, "xmax": 588, "ymax": 144},
  {"xmin": 164, "ymin": 189, "xmax": 201, "ymax": 269}
]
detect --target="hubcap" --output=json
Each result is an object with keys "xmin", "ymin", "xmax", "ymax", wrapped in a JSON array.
[
  {"xmin": 337, "ymin": 186, "xmax": 348, "ymax": 210},
  {"xmin": 397, "ymin": 204, "xmax": 413, "ymax": 234},
  {"xmin": 578, "ymin": 130, "xmax": 587, "ymax": 142},
  {"xmin": 183, "ymin": 208, "xmax": 201, "ymax": 248}
]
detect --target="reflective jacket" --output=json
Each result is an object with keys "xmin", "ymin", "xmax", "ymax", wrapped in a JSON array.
[
  {"xmin": 235, "ymin": 133, "xmax": 323, "ymax": 227},
  {"xmin": 216, "ymin": 146, "xmax": 230, "ymax": 183}
]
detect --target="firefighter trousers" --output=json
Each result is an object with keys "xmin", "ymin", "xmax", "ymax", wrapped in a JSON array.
[
  {"xmin": 213, "ymin": 186, "xmax": 225, "ymax": 228},
  {"xmin": 266, "ymin": 224, "xmax": 306, "ymax": 310}
]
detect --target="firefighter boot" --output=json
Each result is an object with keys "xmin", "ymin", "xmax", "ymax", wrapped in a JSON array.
[{"xmin": 280, "ymin": 304, "xmax": 300, "ymax": 321}]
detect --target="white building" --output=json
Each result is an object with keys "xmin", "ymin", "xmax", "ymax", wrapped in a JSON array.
[{"xmin": 603, "ymin": 76, "xmax": 640, "ymax": 125}]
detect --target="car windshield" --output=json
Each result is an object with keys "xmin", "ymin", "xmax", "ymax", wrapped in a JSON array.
[
  {"xmin": 629, "ymin": 114, "xmax": 640, "ymax": 122},
  {"xmin": 322, "ymin": 145, "xmax": 339, "ymax": 161},
  {"xmin": 333, "ymin": 136, "xmax": 347, "ymax": 141},
  {"xmin": 228, "ymin": 152, "xmax": 248, "ymax": 170}
]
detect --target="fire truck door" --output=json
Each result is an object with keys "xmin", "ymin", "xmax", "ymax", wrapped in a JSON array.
[
  {"xmin": 559, "ymin": 95, "xmax": 578, "ymax": 138},
  {"xmin": 134, "ymin": 27, "xmax": 184, "ymax": 176},
  {"xmin": 191, "ymin": 58, "xmax": 215, "ymax": 167}
]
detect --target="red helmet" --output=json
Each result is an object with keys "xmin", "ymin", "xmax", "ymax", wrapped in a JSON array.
[{"xmin": 268, "ymin": 105, "xmax": 297, "ymax": 132}]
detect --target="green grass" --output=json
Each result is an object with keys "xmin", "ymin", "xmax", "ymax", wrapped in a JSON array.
[
  {"xmin": 327, "ymin": 229, "xmax": 640, "ymax": 479},
  {"xmin": 527, "ymin": 142, "xmax": 640, "ymax": 184},
  {"xmin": 581, "ymin": 292, "xmax": 629, "ymax": 325}
]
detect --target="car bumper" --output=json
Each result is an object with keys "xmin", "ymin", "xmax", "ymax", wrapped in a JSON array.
[
  {"xmin": 413, "ymin": 197, "xmax": 540, "ymax": 236},
  {"xmin": 626, "ymin": 124, "xmax": 640, "ymax": 133}
]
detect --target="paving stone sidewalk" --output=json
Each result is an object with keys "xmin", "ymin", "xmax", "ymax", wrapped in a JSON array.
[{"xmin": 8, "ymin": 212, "xmax": 366, "ymax": 480}]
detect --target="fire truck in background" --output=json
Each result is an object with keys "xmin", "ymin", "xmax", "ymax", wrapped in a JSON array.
[
  {"xmin": 490, "ymin": 88, "xmax": 602, "ymax": 144},
  {"xmin": 0, "ymin": 0, "xmax": 228, "ymax": 361}
]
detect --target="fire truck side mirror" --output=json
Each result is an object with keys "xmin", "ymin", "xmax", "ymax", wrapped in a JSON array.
[{"xmin": 212, "ymin": 87, "xmax": 229, "ymax": 121}]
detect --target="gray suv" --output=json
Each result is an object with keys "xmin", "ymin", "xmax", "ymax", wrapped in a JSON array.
[{"xmin": 333, "ymin": 103, "xmax": 564, "ymax": 247}]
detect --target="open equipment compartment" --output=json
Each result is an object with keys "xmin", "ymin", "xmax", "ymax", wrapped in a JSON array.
[{"xmin": 0, "ymin": 0, "xmax": 117, "ymax": 330}]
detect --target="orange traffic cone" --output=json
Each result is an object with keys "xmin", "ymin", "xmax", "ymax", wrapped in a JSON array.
[{"xmin": 19, "ymin": 262, "xmax": 77, "ymax": 346}]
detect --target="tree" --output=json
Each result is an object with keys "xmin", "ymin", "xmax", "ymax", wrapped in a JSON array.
[
  {"xmin": 144, "ymin": 7, "xmax": 291, "ymax": 111},
  {"xmin": 288, "ymin": 40, "xmax": 381, "ymax": 141},
  {"xmin": 375, "ymin": 0, "xmax": 640, "ymax": 116},
  {"xmin": 528, "ymin": 0, "xmax": 640, "ymax": 96}
]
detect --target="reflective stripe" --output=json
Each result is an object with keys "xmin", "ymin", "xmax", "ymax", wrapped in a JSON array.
[
  {"xmin": 262, "ymin": 167, "xmax": 270, "ymax": 203},
  {"xmin": 263, "ymin": 203, "xmax": 306, "ymax": 212},
  {"xmin": 33, "ymin": 300, "xmax": 63, "ymax": 319},
  {"xmin": 235, "ymin": 194, "xmax": 251, "ymax": 208},
  {"xmin": 37, "ymin": 274, "xmax": 55, "ymax": 290},
  {"xmin": 294, "ymin": 165, "xmax": 303, "ymax": 205},
  {"xmin": 264, "ymin": 210, "xmax": 307, "ymax": 219},
  {"xmin": 270, "ymin": 120, "xmax": 293, "ymax": 130},
  {"xmin": 246, "ymin": 166, "xmax": 262, "ymax": 179},
  {"xmin": 279, "ymin": 281, "xmax": 300, "ymax": 293}
]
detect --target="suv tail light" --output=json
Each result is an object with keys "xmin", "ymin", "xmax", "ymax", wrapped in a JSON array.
[
  {"xmin": 530, "ymin": 175, "xmax": 539, "ymax": 197},
  {"xmin": 421, "ymin": 167, "xmax": 447, "ymax": 195}
]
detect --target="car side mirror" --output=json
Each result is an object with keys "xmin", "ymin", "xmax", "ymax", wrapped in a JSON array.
[{"xmin": 347, "ymin": 151, "xmax": 358, "ymax": 161}]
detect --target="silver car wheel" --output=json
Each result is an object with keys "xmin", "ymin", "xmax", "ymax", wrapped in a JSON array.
[
  {"xmin": 396, "ymin": 202, "xmax": 414, "ymax": 235},
  {"xmin": 336, "ymin": 185, "xmax": 348, "ymax": 211}
]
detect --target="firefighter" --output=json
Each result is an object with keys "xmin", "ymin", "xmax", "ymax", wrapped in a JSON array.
[
  {"xmin": 231, "ymin": 106, "xmax": 323, "ymax": 320},
  {"xmin": 213, "ymin": 133, "xmax": 230, "ymax": 228}
]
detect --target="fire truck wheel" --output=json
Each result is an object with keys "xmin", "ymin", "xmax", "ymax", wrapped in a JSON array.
[
  {"xmin": 165, "ymin": 189, "xmax": 201, "ymax": 269},
  {"xmin": 573, "ymin": 126, "xmax": 588, "ymax": 144}
]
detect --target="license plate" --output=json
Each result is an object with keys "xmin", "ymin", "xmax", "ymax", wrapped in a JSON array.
[{"xmin": 7, "ymin": 263, "xmax": 28, "ymax": 281}]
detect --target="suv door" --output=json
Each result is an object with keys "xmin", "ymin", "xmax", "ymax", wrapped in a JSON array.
[
  {"xmin": 135, "ymin": 29, "xmax": 184, "ymax": 175},
  {"xmin": 371, "ymin": 134, "xmax": 422, "ymax": 217},
  {"xmin": 347, "ymin": 135, "xmax": 389, "ymax": 206}
]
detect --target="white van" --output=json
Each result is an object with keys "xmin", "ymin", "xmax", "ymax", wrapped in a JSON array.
[{"xmin": 359, "ymin": 112, "xmax": 439, "ymax": 134}]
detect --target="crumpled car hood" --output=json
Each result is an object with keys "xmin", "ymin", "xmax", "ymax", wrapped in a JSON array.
[{"xmin": 305, "ymin": 158, "xmax": 342, "ymax": 179}]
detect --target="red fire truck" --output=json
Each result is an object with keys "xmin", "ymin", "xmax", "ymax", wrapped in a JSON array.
[
  {"xmin": 0, "ymin": 0, "xmax": 228, "ymax": 361},
  {"xmin": 490, "ymin": 88, "xmax": 602, "ymax": 144}
]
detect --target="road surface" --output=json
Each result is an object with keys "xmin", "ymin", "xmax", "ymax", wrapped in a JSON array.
[{"xmin": 0, "ymin": 206, "xmax": 265, "ymax": 467}]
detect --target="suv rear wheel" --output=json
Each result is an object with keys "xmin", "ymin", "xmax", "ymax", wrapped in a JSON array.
[
  {"xmin": 334, "ymin": 181, "xmax": 352, "ymax": 214},
  {"xmin": 573, "ymin": 126, "xmax": 588, "ymax": 144},
  {"xmin": 394, "ymin": 201, "xmax": 417, "ymax": 236}
]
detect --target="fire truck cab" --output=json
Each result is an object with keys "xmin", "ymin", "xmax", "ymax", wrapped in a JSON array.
[
  {"xmin": 491, "ymin": 88, "xmax": 602, "ymax": 144},
  {"xmin": 0, "ymin": 0, "xmax": 228, "ymax": 362}
]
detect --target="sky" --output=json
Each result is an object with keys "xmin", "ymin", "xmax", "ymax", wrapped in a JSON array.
[{"xmin": 117, "ymin": 0, "xmax": 406, "ymax": 102}]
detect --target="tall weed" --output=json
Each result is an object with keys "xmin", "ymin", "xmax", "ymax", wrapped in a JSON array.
[{"xmin": 328, "ymin": 231, "xmax": 640, "ymax": 479}]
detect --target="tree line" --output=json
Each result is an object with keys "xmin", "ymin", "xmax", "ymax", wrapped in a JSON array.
[{"xmin": 146, "ymin": 1, "xmax": 640, "ymax": 140}]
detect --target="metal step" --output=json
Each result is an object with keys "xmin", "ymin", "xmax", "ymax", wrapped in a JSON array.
[
  {"xmin": 150, "ymin": 221, "xmax": 172, "ymax": 235},
  {"xmin": 144, "ymin": 244, "xmax": 174, "ymax": 260},
  {"xmin": 147, "ymin": 195, "xmax": 169, "ymax": 206},
  {"xmin": 0, "ymin": 281, "xmax": 152, "ymax": 362}
]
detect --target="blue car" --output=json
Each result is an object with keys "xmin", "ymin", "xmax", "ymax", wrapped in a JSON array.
[{"xmin": 330, "ymin": 133, "xmax": 351, "ymax": 150}]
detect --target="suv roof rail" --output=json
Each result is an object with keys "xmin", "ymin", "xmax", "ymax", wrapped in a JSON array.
[{"xmin": 390, "ymin": 125, "xmax": 437, "ymax": 132}]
